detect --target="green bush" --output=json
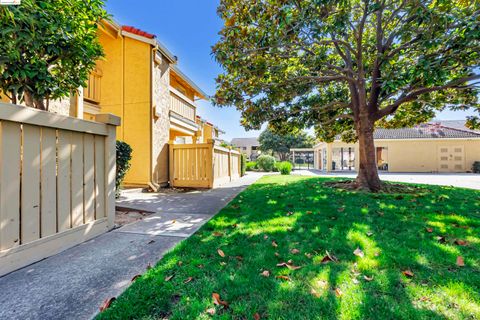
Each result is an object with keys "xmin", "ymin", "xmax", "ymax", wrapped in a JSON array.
[
  {"xmin": 276, "ymin": 161, "xmax": 292, "ymax": 175},
  {"xmin": 116, "ymin": 141, "xmax": 133, "ymax": 197},
  {"xmin": 240, "ymin": 153, "xmax": 247, "ymax": 176},
  {"xmin": 473, "ymin": 161, "xmax": 480, "ymax": 173},
  {"xmin": 257, "ymin": 155, "xmax": 276, "ymax": 172},
  {"xmin": 246, "ymin": 161, "xmax": 257, "ymax": 171}
]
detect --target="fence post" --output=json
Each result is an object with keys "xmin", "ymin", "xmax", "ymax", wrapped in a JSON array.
[
  {"xmin": 207, "ymin": 139, "xmax": 215, "ymax": 188},
  {"xmin": 169, "ymin": 140, "xmax": 175, "ymax": 187},
  {"xmin": 95, "ymin": 114, "xmax": 121, "ymax": 230}
]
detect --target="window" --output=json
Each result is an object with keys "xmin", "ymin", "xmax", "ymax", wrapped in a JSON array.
[
  {"xmin": 376, "ymin": 147, "xmax": 389, "ymax": 171},
  {"xmin": 84, "ymin": 68, "xmax": 102, "ymax": 104},
  {"xmin": 332, "ymin": 147, "xmax": 355, "ymax": 171}
]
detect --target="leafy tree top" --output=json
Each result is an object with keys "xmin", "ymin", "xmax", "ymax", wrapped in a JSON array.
[
  {"xmin": 0, "ymin": 0, "xmax": 108, "ymax": 110},
  {"xmin": 213, "ymin": 0, "xmax": 480, "ymax": 143},
  {"xmin": 259, "ymin": 128, "xmax": 314, "ymax": 160}
]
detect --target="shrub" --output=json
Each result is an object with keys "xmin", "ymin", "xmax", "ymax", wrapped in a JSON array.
[
  {"xmin": 276, "ymin": 161, "xmax": 292, "ymax": 175},
  {"xmin": 473, "ymin": 161, "xmax": 480, "ymax": 173},
  {"xmin": 240, "ymin": 153, "xmax": 247, "ymax": 176},
  {"xmin": 246, "ymin": 161, "xmax": 257, "ymax": 171},
  {"xmin": 116, "ymin": 141, "xmax": 133, "ymax": 197},
  {"xmin": 257, "ymin": 155, "xmax": 276, "ymax": 172}
]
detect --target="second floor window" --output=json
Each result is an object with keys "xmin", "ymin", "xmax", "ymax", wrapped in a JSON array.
[{"xmin": 84, "ymin": 68, "xmax": 102, "ymax": 104}]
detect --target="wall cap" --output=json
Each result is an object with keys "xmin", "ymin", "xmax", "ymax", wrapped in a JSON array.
[{"xmin": 95, "ymin": 113, "xmax": 121, "ymax": 126}]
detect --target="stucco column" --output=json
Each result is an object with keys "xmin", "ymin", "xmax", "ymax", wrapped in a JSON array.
[{"xmin": 326, "ymin": 144, "xmax": 333, "ymax": 172}]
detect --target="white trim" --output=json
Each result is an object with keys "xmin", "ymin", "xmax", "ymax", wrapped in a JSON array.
[{"xmin": 121, "ymin": 30, "xmax": 156, "ymax": 46}]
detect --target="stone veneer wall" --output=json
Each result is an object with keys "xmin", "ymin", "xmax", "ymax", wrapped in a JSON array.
[
  {"xmin": 151, "ymin": 55, "xmax": 171, "ymax": 186},
  {"xmin": 48, "ymin": 96, "xmax": 74, "ymax": 117}
]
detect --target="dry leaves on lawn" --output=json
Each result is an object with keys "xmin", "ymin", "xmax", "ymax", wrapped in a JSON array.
[
  {"xmin": 164, "ymin": 275, "xmax": 174, "ymax": 282},
  {"xmin": 277, "ymin": 262, "xmax": 302, "ymax": 270},
  {"xmin": 335, "ymin": 288, "xmax": 343, "ymax": 297},
  {"xmin": 212, "ymin": 293, "xmax": 229, "ymax": 308},
  {"xmin": 183, "ymin": 277, "xmax": 193, "ymax": 284},
  {"xmin": 217, "ymin": 249, "xmax": 226, "ymax": 258},
  {"xmin": 363, "ymin": 275, "xmax": 374, "ymax": 282},
  {"xmin": 131, "ymin": 274, "xmax": 141, "ymax": 282},
  {"xmin": 254, "ymin": 313, "xmax": 261, "ymax": 320},
  {"xmin": 291, "ymin": 248, "xmax": 300, "ymax": 254},
  {"xmin": 213, "ymin": 232, "xmax": 223, "ymax": 237},
  {"xmin": 353, "ymin": 248, "xmax": 365, "ymax": 258},
  {"xmin": 402, "ymin": 270, "xmax": 414, "ymax": 278},
  {"xmin": 456, "ymin": 256, "xmax": 465, "ymax": 267},
  {"xmin": 272, "ymin": 241, "xmax": 278, "ymax": 248},
  {"xmin": 99, "ymin": 297, "xmax": 116, "ymax": 312},
  {"xmin": 425, "ymin": 227, "xmax": 433, "ymax": 233},
  {"xmin": 454, "ymin": 240, "xmax": 468, "ymax": 246},
  {"xmin": 321, "ymin": 251, "xmax": 339, "ymax": 264},
  {"xmin": 276, "ymin": 275, "xmax": 291, "ymax": 281},
  {"xmin": 261, "ymin": 270, "xmax": 270, "ymax": 277},
  {"xmin": 206, "ymin": 308, "xmax": 216, "ymax": 316}
]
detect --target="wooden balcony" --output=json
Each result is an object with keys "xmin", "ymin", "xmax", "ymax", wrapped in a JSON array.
[{"xmin": 170, "ymin": 87, "xmax": 196, "ymax": 122}]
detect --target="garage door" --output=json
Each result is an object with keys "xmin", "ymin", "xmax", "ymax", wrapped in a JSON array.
[{"xmin": 438, "ymin": 146, "xmax": 465, "ymax": 172}]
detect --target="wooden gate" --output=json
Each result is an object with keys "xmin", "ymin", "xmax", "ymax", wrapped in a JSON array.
[
  {"xmin": 0, "ymin": 103, "xmax": 119, "ymax": 276},
  {"xmin": 169, "ymin": 140, "xmax": 241, "ymax": 188}
]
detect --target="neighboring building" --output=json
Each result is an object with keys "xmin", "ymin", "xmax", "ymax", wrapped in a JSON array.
[
  {"xmin": 231, "ymin": 137, "xmax": 260, "ymax": 160},
  {"xmin": 312, "ymin": 122, "xmax": 480, "ymax": 173}
]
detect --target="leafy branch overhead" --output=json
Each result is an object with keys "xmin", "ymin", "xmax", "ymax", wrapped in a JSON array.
[
  {"xmin": 213, "ymin": 0, "xmax": 479, "ymax": 191},
  {"xmin": 0, "ymin": 0, "xmax": 108, "ymax": 110}
]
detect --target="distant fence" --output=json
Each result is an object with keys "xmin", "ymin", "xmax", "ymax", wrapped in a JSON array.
[
  {"xmin": 0, "ymin": 102, "xmax": 119, "ymax": 276},
  {"xmin": 169, "ymin": 140, "xmax": 241, "ymax": 188}
]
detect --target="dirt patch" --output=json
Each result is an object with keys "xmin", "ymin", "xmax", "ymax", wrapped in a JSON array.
[
  {"xmin": 115, "ymin": 206, "xmax": 155, "ymax": 227},
  {"xmin": 324, "ymin": 180, "xmax": 427, "ymax": 194}
]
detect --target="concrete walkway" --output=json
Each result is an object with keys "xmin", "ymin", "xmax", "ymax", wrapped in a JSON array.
[
  {"xmin": 0, "ymin": 172, "xmax": 265, "ymax": 320},
  {"xmin": 293, "ymin": 170, "xmax": 480, "ymax": 190}
]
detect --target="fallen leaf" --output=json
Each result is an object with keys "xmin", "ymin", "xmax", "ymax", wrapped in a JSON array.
[
  {"xmin": 272, "ymin": 241, "xmax": 278, "ymax": 248},
  {"xmin": 305, "ymin": 253, "xmax": 313, "ymax": 259},
  {"xmin": 206, "ymin": 308, "xmax": 216, "ymax": 315},
  {"xmin": 291, "ymin": 248, "xmax": 300, "ymax": 254},
  {"xmin": 197, "ymin": 264, "xmax": 205, "ymax": 269},
  {"xmin": 177, "ymin": 261, "xmax": 183, "ymax": 266},
  {"xmin": 425, "ymin": 227, "xmax": 433, "ymax": 233},
  {"xmin": 435, "ymin": 236, "xmax": 446, "ymax": 244},
  {"xmin": 306, "ymin": 211, "xmax": 313, "ymax": 215},
  {"xmin": 217, "ymin": 249, "xmax": 225, "ymax": 258},
  {"xmin": 99, "ymin": 297, "xmax": 116, "ymax": 312},
  {"xmin": 286, "ymin": 211, "xmax": 294, "ymax": 216},
  {"xmin": 454, "ymin": 239, "xmax": 468, "ymax": 246},
  {"xmin": 183, "ymin": 277, "xmax": 193, "ymax": 284},
  {"xmin": 235, "ymin": 256, "xmax": 243, "ymax": 261},
  {"xmin": 363, "ymin": 275, "xmax": 374, "ymax": 282},
  {"xmin": 353, "ymin": 248, "xmax": 365, "ymax": 258},
  {"xmin": 274, "ymin": 252, "xmax": 280, "ymax": 257},
  {"xmin": 213, "ymin": 232, "xmax": 223, "ymax": 237},
  {"xmin": 335, "ymin": 288, "xmax": 343, "ymax": 297},
  {"xmin": 456, "ymin": 256, "xmax": 465, "ymax": 267},
  {"xmin": 171, "ymin": 219, "xmax": 176, "ymax": 224},
  {"xmin": 232, "ymin": 223, "xmax": 238, "ymax": 228},
  {"xmin": 148, "ymin": 240, "xmax": 156, "ymax": 244},
  {"xmin": 220, "ymin": 262, "xmax": 227, "ymax": 266},
  {"xmin": 276, "ymin": 262, "xmax": 302, "ymax": 270},
  {"xmin": 402, "ymin": 270, "xmax": 414, "ymax": 278},
  {"xmin": 164, "ymin": 275, "xmax": 174, "ymax": 282},
  {"xmin": 337, "ymin": 207, "xmax": 345, "ymax": 213},
  {"xmin": 366, "ymin": 232, "xmax": 374, "ymax": 237},
  {"xmin": 254, "ymin": 313, "xmax": 261, "ymax": 320},
  {"xmin": 261, "ymin": 270, "xmax": 270, "ymax": 277},
  {"xmin": 276, "ymin": 275, "xmax": 291, "ymax": 281},
  {"xmin": 212, "ymin": 293, "xmax": 229, "ymax": 307},
  {"xmin": 131, "ymin": 274, "xmax": 141, "ymax": 282},
  {"xmin": 264, "ymin": 235, "xmax": 269, "ymax": 240},
  {"xmin": 352, "ymin": 278, "xmax": 360, "ymax": 284},
  {"xmin": 310, "ymin": 288, "xmax": 321, "ymax": 297}
]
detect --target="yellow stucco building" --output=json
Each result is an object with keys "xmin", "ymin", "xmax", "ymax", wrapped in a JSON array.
[{"xmin": 311, "ymin": 122, "xmax": 480, "ymax": 173}]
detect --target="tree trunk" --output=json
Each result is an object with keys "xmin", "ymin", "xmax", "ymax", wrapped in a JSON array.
[
  {"xmin": 356, "ymin": 117, "xmax": 382, "ymax": 191},
  {"xmin": 24, "ymin": 90, "xmax": 35, "ymax": 107}
]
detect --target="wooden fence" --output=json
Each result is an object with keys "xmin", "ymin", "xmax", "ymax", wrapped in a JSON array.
[
  {"xmin": 0, "ymin": 102, "xmax": 119, "ymax": 276},
  {"xmin": 169, "ymin": 140, "xmax": 241, "ymax": 188}
]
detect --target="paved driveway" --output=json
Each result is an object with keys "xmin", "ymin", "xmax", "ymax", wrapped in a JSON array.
[{"xmin": 293, "ymin": 170, "xmax": 480, "ymax": 190}]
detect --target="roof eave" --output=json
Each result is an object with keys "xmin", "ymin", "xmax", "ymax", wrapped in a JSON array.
[{"xmin": 171, "ymin": 65, "xmax": 209, "ymax": 100}]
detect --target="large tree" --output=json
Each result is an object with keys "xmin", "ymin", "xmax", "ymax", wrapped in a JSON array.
[
  {"xmin": 259, "ymin": 128, "xmax": 314, "ymax": 161},
  {"xmin": 0, "ymin": 0, "xmax": 108, "ymax": 110},
  {"xmin": 213, "ymin": 0, "xmax": 480, "ymax": 191}
]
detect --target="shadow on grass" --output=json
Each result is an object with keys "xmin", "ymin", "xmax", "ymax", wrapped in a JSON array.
[{"xmin": 98, "ymin": 176, "xmax": 480, "ymax": 320}]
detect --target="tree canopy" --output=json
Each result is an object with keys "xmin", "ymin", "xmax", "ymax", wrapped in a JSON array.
[
  {"xmin": 0, "ymin": 0, "xmax": 108, "ymax": 110},
  {"xmin": 213, "ymin": 0, "xmax": 480, "ymax": 190},
  {"xmin": 259, "ymin": 128, "xmax": 314, "ymax": 161}
]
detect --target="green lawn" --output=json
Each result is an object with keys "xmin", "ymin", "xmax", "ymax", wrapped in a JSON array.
[{"xmin": 98, "ymin": 176, "xmax": 480, "ymax": 320}]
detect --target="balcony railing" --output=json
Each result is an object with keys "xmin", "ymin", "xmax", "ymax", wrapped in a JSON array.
[{"xmin": 170, "ymin": 87, "xmax": 196, "ymax": 122}]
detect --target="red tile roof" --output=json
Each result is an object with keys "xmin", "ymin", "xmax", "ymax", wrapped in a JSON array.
[{"xmin": 121, "ymin": 26, "xmax": 156, "ymax": 39}]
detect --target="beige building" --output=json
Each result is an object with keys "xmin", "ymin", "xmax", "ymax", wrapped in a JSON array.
[
  {"xmin": 231, "ymin": 137, "xmax": 260, "ymax": 160},
  {"xmin": 312, "ymin": 122, "xmax": 480, "ymax": 173}
]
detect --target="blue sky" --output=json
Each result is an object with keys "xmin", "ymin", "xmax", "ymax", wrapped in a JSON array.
[{"xmin": 105, "ymin": 1, "xmax": 473, "ymax": 141}]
